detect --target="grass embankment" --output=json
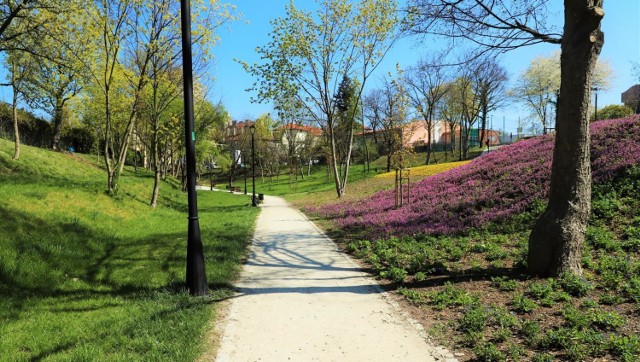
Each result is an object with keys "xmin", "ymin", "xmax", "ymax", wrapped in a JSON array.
[
  {"xmin": 0, "ymin": 139, "xmax": 258, "ymax": 361},
  {"xmin": 311, "ymin": 117, "xmax": 640, "ymax": 361}
]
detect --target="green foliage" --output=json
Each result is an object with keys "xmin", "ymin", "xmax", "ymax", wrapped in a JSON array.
[
  {"xmin": 592, "ymin": 104, "xmax": 634, "ymax": 121},
  {"xmin": 622, "ymin": 220, "xmax": 640, "ymax": 251},
  {"xmin": 397, "ymin": 287, "xmax": 428, "ymax": 305},
  {"xmin": 591, "ymin": 193, "xmax": 623, "ymax": 221},
  {"xmin": 585, "ymin": 225, "xmax": 619, "ymax": 251},
  {"xmin": 599, "ymin": 293, "xmax": 624, "ymax": 305},
  {"xmin": 61, "ymin": 126, "xmax": 96, "ymax": 153},
  {"xmin": 539, "ymin": 327, "xmax": 577, "ymax": 350},
  {"xmin": 485, "ymin": 244, "xmax": 509, "ymax": 261},
  {"xmin": 589, "ymin": 309, "xmax": 625, "ymax": 331},
  {"xmin": 490, "ymin": 306, "xmax": 520, "ymax": 329},
  {"xmin": 561, "ymin": 305, "xmax": 590, "ymax": 329},
  {"xmin": 608, "ymin": 335, "xmax": 640, "ymax": 362},
  {"xmin": 506, "ymin": 343, "xmax": 525, "ymax": 361},
  {"xmin": 473, "ymin": 342, "xmax": 506, "ymax": 362},
  {"xmin": 558, "ymin": 272, "xmax": 593, "ymax": 297},
  {"xmin": 527, "ymin": 279, "xmax": 555, "ymax": 300},
  {"xmin": 531, "ymin": 353, "xmax": 554, "ymax": 362},
  {"xmin": 491, "ymin": 276, "xmax": 518, "ymax": 291},
  {"xmin": 0, "ymin": 102, "xmax": 52, "ymax": 148},
  {"xmin": 623, "ymin": 276, "xmax": 640, "ymax": 303},
  {"xmin": 459, "ymin": 304, "xmax": 489, "ymax": 333},
  {"xmin": 597, "ymin": 255, "xmax": 633, "ymax": 290},
  {"xmin": 379, "ymin": 267, "xmax": 408, "ymax": 283},
  {"xmin": 520, "ymin": 320, "xmax": 542, "ymax": 346},
  {"xmin": 426, "ymin": 283, "xmax": 480, "ymax": 310},
  {"xmin": 241, "ymin": 0, "xmax": 399, "ymax": 197},
  {"xmin": 511, "ymin": 293, "xmax": 537, "ymax": 313},
  {"xmin": 414, "ymin": 271, "xmax": 427, "ymax": 281}
]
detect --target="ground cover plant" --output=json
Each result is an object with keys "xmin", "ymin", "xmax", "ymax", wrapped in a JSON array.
[
  {"xmin": 316, "ymin": 117, "xmax": 640, "ymax": 239},
  {"xmin": 312, "ymin": 116, "xmax": 640, "ymax": 361},
  {"xmin": 0, "ymin": 139, "xmax": 259, "ymax": 361}
]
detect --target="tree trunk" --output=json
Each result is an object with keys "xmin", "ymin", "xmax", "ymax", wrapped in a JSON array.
[
  {"xmin": 150, "ymin": 126, "xmax": 160, "ymax": 207},
  {"xmin": 386, "ymin": 134, "xmax": 393, "ymax": 172},
  {"xmin": 12, "ymin": 79, "xmax": 20, "ymax": 160},
  {"xmin": 338, "ymin": 118, "xmax": 356, "ymax": 193},
  {"xmin": 151, "ymin": 164, "xmax": 161, "ymax": 208},
  {"xmin": 462, "ymin": 123, "xmax": 471, "ymax": 159},
  {"xmin": 479, "ymin": 103, "xmax": 488, "ymax": 148},
  {"xmin": 103, "ymin": 90, "xmax": 117, "ymax": 193},
  {"xmin": 51, "ymin": 97, "xmax": 65, "ymax": 151},
  {"xmin": 328, "ymin": 123, "xmax": 345, "ymax": 197},
  {"xmin": 425, "ymin": 111, "xmax": 433, "ymax": 165},
  {"xmin": 528, "ymin": 1, "xmax": 604, "ymax": 277},
  {"xmin": 458, "ymin": 127, "xmax": 463, "ymax": 161}
]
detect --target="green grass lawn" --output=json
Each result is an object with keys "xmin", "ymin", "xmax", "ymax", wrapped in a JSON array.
[{"xmin": 0, "ymin": 139, "xmax": 259, "ymax": 361}]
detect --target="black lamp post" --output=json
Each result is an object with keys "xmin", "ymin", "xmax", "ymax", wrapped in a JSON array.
[
  {"xmin": 180, "ymin": 0, "xmax": 207, "ymax": 296},
  {"xmin": 244, "ymin": 163, "xmax": 247, "ymax": 195},
  {"xmin": 250, "ymin": 124, "xmax": 257, "ymax": 206},
  {"xmin": 592, "ymin": 86, "xmax": 599, "ymax": 121}
]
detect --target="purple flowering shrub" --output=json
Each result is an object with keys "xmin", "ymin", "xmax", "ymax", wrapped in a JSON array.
[{"xmin": 315, "ymin": 116, "xmax": 640, "ymax": 239}]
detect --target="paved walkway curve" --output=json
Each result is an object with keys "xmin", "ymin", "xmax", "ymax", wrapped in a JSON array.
[{"xmin": 215, "ymin": 195, "xmax": 455, "ymax": 362}]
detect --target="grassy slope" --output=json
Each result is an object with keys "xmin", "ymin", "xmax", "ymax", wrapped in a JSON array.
[{"xmin": 0, "ymin": 139, "xmax": 258, "ymax": 361}]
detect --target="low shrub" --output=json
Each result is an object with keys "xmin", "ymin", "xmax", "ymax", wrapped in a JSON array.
[
  {"xmin": 474, "ymin": 342, "xmax": 506, "ymax": 362},
  {"xmin": 491, "ymin": 276, "xmax": 518, "ymax": 291},
  {"xmin": 512, "ymin": 293, "xmax": 537, "ymax": 313},
  {"xmin": 558, "ymin": 272, "xmax": 593, "ymax": 297},
  {"xmin": 427, "ymin": 283, "xmax": 480, "ymax": 310}
]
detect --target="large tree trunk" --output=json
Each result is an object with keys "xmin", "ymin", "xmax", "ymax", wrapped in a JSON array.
[{"xmin": 528, "ymin": 1, "xmax": 604, "ymax": 277}]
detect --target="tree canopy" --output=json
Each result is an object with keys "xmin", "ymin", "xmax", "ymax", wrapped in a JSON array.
[{"xmin": 242, "ymin": 0, "xmax": 399, "ymax": 197}]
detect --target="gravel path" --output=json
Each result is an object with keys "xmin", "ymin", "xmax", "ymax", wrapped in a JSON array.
[{"xmin": 214, "ymin": 195, "xmax": 455, "ymax": 362}]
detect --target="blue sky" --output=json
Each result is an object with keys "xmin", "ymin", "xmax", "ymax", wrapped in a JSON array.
[{"xmin": 211, "ymin": 1, "xmax": 640, "ymax": 134}]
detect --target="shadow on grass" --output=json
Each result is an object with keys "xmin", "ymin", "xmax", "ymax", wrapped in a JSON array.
[
  {"xmin": 0, "ymin": 176, "xmax": 105, "ymax": 191},
  {"xmin": 0, "ymin": 204, "xmax": 246, "ymax": 319}
]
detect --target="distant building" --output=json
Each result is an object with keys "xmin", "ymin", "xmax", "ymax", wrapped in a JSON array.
[
  {"xmin": 224, "ymin": 120, "xmax": 255, "ymax": 165},
  {"xmin": 356, "ymin": 120, "xmax": 446, "ymax": 149},
  {"xmin": 621, "ymin": 84, "xmax": 640, "ymax": 114},
  {"xmin": 275, "ymin": 123, "xmax": 323, "ymax": 148},
  {"xmin": 437, "ymin": 127, "xmax": 501, "ymax": 148},
  {"xmin": 224, "ymin": 120, "xmax": 255, "ymax": 141},
  {"xmin": 356, "ymin": 120, "xmax": 501, "ymax": 151}
]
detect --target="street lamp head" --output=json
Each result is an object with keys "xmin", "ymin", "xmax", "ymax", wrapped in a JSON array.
[{"xmin": 249, "ymin": 124, "xmax": 256, "ymax": 135}]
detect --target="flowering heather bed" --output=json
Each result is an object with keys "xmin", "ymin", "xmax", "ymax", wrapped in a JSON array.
[{"xmin": 315, "ymin": 116, "xmax": 640, "ymax": 238}]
